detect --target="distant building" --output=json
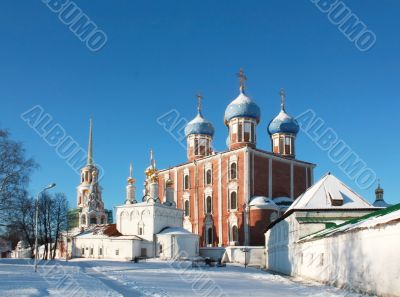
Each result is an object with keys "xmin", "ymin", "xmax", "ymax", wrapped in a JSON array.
[
  {"xmin": 0, "ymin": 239, "xmax": 12, "ymax": 258},
  {"xmin": 373, "ymin": 182, "xmax": 392, "ymax": 208},
  {"xmin": 12, "ymin": 241, "xmax": 31, "ymax": 259},
  {"xmin": 67, "ymin": 152, "xmax": 199, "ymax": 261},
  {"xmin": 156, "ymin": 70, "xmax": 315, "ymax": 247}
]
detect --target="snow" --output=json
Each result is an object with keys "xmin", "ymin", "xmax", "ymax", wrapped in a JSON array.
[
  {"xmin": 158, "ymin": 227, "xmax": 192, "ymax": 235},
  {"xmin": 0, "ymin": 258, "xmax": 369, "ymax": 297},
  {"xmin": 287, "ymin": 173, "xmax": 374, "ymax": 211}
]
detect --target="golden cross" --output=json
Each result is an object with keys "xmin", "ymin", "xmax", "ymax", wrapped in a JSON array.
[{"xmin": 237, "ymin": 68, "xmax": 247, "ymax": 90}]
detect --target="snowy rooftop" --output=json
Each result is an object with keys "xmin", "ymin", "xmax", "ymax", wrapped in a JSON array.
[
  {"xmin": 158, "ymin": 227, "xmax": 194, "ymax": 235},
  {"xmin": 75, "ymin": 224, "xmax": 141, "ymax": 240},
  {"xmin": 249, "ymin": 196, "xmax": 280, "ymax": 209},
  {"xmin": 286, "ymin": 173, "xmax": 375, "ymax": 212},
  {"xmin": 301, "ymin": 203, "xmax": 400, "ymax": 241}
]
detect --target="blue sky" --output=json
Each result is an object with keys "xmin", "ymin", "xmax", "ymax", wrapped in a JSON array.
[{"xmin": 0, "ymin": 0, "xmax": 399, "ymax": 210}]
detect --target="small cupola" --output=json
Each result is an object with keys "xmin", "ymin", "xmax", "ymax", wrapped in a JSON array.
[
  {"xmin": 184, "ymin": 94, "xmax": 215, "ymax": 161},
  {"xmin": 268, "ymin": 89, "xmax": 299, "ymax": 158}
]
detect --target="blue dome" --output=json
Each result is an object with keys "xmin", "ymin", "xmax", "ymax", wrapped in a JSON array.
[
  {"xmin": 268, "ymin": 109, "xmax": 299, "ymax": 135},
  {"xmin": 224, "ymin": 89, "xmax": 261, "ymax": 125},
  {"xmin": 185, "ymin": 112, "xmax": 215, "ymax": 137}
]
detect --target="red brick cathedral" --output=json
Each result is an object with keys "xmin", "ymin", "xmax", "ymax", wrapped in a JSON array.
[{"xmin": 157, "ymin": 70, "xmax": 315, "ymax": 247}]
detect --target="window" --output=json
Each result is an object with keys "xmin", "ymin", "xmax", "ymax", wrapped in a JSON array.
[
  {"xmin": 244, "ymin": 122, "xmax": 251, "ymax": 142},
  {"xmin": 205, "ymin": 169, "xmax": 212, "ymax": 185},
  {"xmin": 238, "ymin": 123, "xmax": 243, "ymax": 142},
  {"xmin": 285, "ymin": 137, "xmax": 290, "ymax": 145},
  {"xmin": 90, "ymin": 248, "xmax": 93, "ymax": 255},
  {"xmin": 207, "ymin": 228, "xmax": 213, "ymax": 245},
  {"xmin": 232, "ymin": 225, "xmax": 238, "ymax": 242},
  {"xmin": 81, "ymin": 248, "xmax": 85, "ymax": 255},
  {"xmin": 230, "ymin": 162, "xmax": 237, "ymax": 180},
  {"xmin": 230, "ymin": 191, "xmax": 237, "ymax": 210},
  {"xmin": 184, "ymin": 200, "xmax": 190, "ymax": 217},
  {"xmin": 320, "ymin": 253, "xmax": 324, "ymax": 266},
  {"xmin": 194, "ymin": 139, "xmax": 199, "ymax": 155},
  {"xmin": 90, "ymin": 216, "xmax": 97, "ymax": 225},
  {"xmin": 159, "ymin": 244, "xmax": 163, "ymax": 254},
  {"xmin": 99, "ymin": 248, "xmax": 103, "ymax": 256},
  {"xmin": 205, "ymin": 196, "xmax": 212, "ymax": 214},
  {"xmin": 100, "ymin": 217, "xmax": 105, "ymax": 224},
  {"xmin": 199, "ymin": 138, "xmax": 207, "ymax": 155},
  {"xmin": 139, "ymin": 227, "xmax": 143, "ymax": 235},
  {"xmin": 184, "ymin": 174, "xmax": 190, "ymax": 190},
  {"xmin": 115, "ymin": 249, "xmax": 119, "ymax": 256},
  {"xmin": 81, "ymin": 215, "xmax": 86, "ymax": 225}
]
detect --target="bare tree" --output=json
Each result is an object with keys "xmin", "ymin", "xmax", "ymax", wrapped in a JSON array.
[
  {"xmin": 51, "ymin": 193, "xmax": 68, "ymax": 260},
  {"xmin": 0, "ymin": 129, "xmax": 37, "ymax": 227}
]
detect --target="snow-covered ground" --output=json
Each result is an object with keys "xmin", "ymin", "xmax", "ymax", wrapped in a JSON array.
[{"xmin": 0, "ymin": 259, "xmax": 370, "ymax": 297}]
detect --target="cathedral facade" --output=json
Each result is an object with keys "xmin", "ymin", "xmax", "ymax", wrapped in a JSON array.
[{"xmin": 156, "ymin": 70, "xmax": 315, "ymax": 247}]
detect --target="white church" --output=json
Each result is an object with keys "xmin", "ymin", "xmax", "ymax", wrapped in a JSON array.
[{"xmin": 66, "ymin": 121, "xmax": 199, "ymax": 261}]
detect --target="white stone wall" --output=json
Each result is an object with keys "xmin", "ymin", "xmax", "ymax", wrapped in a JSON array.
[
  {"xmin": 72, "ymin": 236, "xmax": 142, "ymax": 261},
  {"xmin": 116, "ymin": 203, "xmax": 183, "ymax": 241},
  {"xmin": 266, "ymin": 219, "xmax": 400, "ymax": 297},
  {"xmin": 157, "ymin": 234, "xmax": 199, "ymax": 259},
  {"xmin": 223, "ymin": 246, "xmax": 265, "ymax": 267}
]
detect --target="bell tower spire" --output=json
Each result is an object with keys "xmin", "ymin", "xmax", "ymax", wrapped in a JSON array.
[{"xmin": 87, "ymin": 118, "xmax": 93, "ymax": 165}]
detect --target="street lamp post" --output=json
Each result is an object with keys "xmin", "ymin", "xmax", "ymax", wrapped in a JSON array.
[{"xmin": 34, "ymin": 183, "xmax": 56, "ymax": 272}]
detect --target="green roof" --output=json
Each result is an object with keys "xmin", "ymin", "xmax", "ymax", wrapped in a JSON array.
[{"xmin": 300, "ymin": 203, "xmax": 400, "ymax": 241}]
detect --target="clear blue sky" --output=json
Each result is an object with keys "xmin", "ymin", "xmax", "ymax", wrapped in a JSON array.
[{"xmin": 0, "ymin": 0, "xmax": 399, "ymax": 210}]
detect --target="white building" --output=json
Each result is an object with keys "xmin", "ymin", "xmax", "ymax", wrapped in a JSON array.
[
  {"xmin": 70, "ymin": 149, "xmax": 199, "ymax": 261},
  {"xmin": 265, "ymin": 173, "xmax": 378, "ymax": 275},
  {"xmin": 284, "ymin": 203, "xmax": 400, "ymax": 296}
]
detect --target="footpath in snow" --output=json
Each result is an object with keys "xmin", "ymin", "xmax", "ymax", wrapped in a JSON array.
[{"xmin": 0, "ymin": 258, "xmax": 371, "ymax": 297}]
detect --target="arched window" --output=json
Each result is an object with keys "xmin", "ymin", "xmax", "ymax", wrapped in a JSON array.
[
  {"xmin": 184, "ymin": 174, "xmax": 190, "ymax": 190},
  {"xmin": 206, "ymin": 196, "xmax": 212, "ymax": 214},
  {"xmin": 230, "ymin": 191, "xmax": 237, "ymax": 210},
  {"xmin": 206, "ymin": 169, "xmax": 212, "ymax": 185},
  {"xmin": 81, "ymin": 174, "xmax": 84, "ymax": 183},
  {"xmin": 238, "ymin": 122, "xmax": 243, "ymax": 142},
  {"xmin": 159, "ymin": 244, "xmax": 163, "ymax": 254},
  {"xmin": 194, "ymin": 138, "xmax": 199, "ymax": 155},
  {"xmin": 90, "ymin": 216, "xmax": 97, "ymax": 225},
  {"xmin": 230, "ymin": 163, "xmax": 237, "ymax": 180},
  {"xmin": 184, "ymin": 200, "xmax": 190, "ymax": 217},
  {"xmin": 232, "ymin": 225, "xmax": 238, "ymax": 242},
  {"xmin": 207, "ymin": 228, "xmax": 213, "ymax": 245},
  {"xmin": 100, "ymin": 216, "xmax": 105, "ymax": 224},
  {"xmin": 81, "ymin": 215, "xmax": 86, "ymax": 225}
]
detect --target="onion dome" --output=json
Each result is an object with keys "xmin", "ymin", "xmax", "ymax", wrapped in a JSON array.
[
  {"xmin": 224, "ymin": 86, "xmax": 261, "ymax": 125},
  {"xmin": 268, "ymin": 89, "xmax": 299, "ymax": 135},
  {"xmin": 224, "ymin": 69, "xmax": 261, "ymax": 125},
  {"xmin": 373, "ymin": 181, "xmax": 392, "ymax": 208},
  {"xmin": 184, "ymin": 94, "xmax": 215, "ymax": 137}
]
